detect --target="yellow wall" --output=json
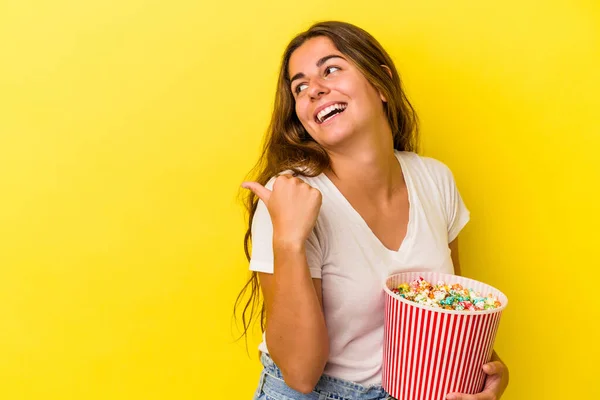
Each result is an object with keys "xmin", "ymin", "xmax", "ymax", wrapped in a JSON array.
[{"xmin": 1, "ymin": 1, "xmax": 598, "ymax": 399}]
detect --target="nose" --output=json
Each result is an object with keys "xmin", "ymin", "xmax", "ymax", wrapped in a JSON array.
[{"xmin": 308, "ymin": 79, "xmax": 330, "ymax": 100}]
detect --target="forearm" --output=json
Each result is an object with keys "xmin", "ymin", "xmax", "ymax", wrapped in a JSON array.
[{"xmin": 265, "ymin": 241, "xmax": 329, "ymax": 393}]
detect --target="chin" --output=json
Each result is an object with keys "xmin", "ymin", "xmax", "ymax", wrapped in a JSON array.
[{"xmin": 315, "ymin": 129, "xmax": 356, "ymax": 149}]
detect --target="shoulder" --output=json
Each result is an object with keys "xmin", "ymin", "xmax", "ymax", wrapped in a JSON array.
[{"xmin": 397, "ymin": 151, "xmax": 455, "ymax": 181}]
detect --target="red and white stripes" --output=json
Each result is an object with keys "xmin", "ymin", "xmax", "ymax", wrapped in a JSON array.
[{"xmin": 382, "ymin": 272, "xmax": 507, "ymax": 400}]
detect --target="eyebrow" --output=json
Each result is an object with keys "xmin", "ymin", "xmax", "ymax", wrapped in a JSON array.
[{"xmin": 289, "ymin": 54, "xmax": 346, "ymax": 85}]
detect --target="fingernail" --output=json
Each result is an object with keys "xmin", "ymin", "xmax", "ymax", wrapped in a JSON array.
[
  {"xmin": 446, "ymin": 395, "xmax": 456, "ymax": 400},
  {"xmin": 241, "ymin": 183, "xmax": 249, "ymax": 189}
]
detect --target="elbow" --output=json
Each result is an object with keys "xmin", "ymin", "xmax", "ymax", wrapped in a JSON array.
[
  {"xmin": 281, "ymin": 347, "xmax": 329, "ymax": 394},
  {"xmin": 286, "ymin": 379, "xmax": 317, "ymax": 395},
  {"xmin": 283, "ymin": 371, "xmax": 322, "ymax": 394}
]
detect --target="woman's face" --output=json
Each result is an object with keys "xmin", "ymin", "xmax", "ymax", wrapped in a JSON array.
[{"xmin": 288, "ymin": 36, "xmax": 387, "ymax": 150}]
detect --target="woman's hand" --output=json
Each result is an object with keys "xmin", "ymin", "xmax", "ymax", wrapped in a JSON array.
[
  {"xmin": 242, "ymin": 174, "xmax": 322, "ymax": 247},
  {"xmin": 446, "ymin": 357, "xmax": 509, "ymax": 400}
]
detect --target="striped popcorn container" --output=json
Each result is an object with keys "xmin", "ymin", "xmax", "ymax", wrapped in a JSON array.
[{"xmin": 382, "ymin": 271, "xmax": 508, "ymax": 400}]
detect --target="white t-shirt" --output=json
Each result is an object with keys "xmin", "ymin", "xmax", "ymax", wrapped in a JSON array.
[{"xmin": 249, "ymin": 150, "xmax": 470, "ymax": 386}]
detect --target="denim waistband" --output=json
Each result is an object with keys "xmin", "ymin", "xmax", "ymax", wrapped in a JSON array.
[{"xmin": 258, "ymin": 352, "xmax": 389, "ymax": 400}]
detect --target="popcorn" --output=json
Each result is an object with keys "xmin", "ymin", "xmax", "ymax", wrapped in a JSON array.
[{"xmin": 391, "ymin": 276, "xmax": 502, "ymax": 311}]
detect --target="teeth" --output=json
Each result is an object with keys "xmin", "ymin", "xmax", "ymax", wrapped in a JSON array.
[{"xmin": 317, "ymin": 103, "xmax": 347, "ymax": 123}]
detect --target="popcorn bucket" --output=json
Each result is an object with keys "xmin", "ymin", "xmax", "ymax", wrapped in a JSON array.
[{"xmin": 382, "ymin": 272, "xmax": 508, "ymax": 400}]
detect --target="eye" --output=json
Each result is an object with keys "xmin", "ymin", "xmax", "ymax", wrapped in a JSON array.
[
  {"xmin": 294, "ymin": 83, "xmax": 308, "ymax": 94},
  {"xmin": 324, "ymin": 66, "xmax": 341, "ymax": 76}
]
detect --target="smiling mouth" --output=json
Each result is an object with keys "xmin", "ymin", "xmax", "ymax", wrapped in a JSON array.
[{"xmin": 315, "ymin": 103, "xmax": 348, "ymax": 124}]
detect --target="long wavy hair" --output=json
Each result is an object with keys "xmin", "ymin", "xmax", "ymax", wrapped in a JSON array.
[{"xmin": 233, "ymin": 21, "xmax": 420, "ymax": 349}]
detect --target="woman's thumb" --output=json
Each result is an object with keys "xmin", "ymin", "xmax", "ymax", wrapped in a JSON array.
[{"xmin": 241, "ymin": 182, "xmax": 271, "ymax": 204}]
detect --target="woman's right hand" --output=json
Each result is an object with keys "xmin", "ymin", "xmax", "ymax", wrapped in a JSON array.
[{"xmin": 242, "ymin": 174, "xmax": 322, "ymax": 248}]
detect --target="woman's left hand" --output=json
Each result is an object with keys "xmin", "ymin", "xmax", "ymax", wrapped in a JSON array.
[{"xmin": 445, "ymin": 359, "xmax": 509, "ymax": 400}]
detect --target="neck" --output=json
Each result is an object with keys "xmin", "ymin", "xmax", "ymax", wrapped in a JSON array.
[{"xmin": 325, "ymin": 130, "xmax": 404, "ymax": 200}]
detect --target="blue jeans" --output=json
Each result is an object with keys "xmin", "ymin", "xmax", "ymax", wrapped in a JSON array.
[{"xmin": 252, "ymin": 352, "xmax": 391, "ymax": 400}]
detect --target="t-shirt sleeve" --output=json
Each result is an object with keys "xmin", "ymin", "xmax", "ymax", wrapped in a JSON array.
[
  {"xmin": 425, "ymin": 157, "xmax": 471, "ymax": 243},
  {"xmin": 248, "ymin": 177, "xmax": 323, "ymax": 279},
  {"xmin": 442, "ymin": 164, "xmax": 470, "ymax": 243}
]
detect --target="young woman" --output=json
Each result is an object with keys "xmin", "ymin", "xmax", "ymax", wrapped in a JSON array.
[{"xmin": 235, "ymin": 21, "xmax": 509, "ymax": 400}]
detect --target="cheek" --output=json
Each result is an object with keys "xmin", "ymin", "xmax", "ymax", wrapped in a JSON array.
[
  {"xmin": 347, "ymin": 80, "xmax": 382, "ymax": 114},
  {"xmin": 295, "ymin": 100, "xmax": 311, "ymax": 124},
  {"xmin": 353, "ymin": 79, "xmax": 375, "ymax": 100}
]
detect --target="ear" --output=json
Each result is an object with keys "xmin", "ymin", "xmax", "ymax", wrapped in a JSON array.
[
  {"xmin": 379, "ymin": 65, "xmax": 393, "ymax": 103},
  {"xmin": 379, "ymin": 90, "xmax": 388, "ymax": 103},
  {"xmin": 381, "ymin": 64, "xmax": 393, "ymax": 79}
]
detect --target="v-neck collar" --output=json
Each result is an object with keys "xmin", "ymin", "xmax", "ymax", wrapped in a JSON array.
[{"xmin": 321, "ymin": 151, "xmax": 414, "ymax": 256}]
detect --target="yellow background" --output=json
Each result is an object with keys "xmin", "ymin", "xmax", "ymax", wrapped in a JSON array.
[{"xmin": 1, "ymin": 1, "xmax": 598, "ymax": 399}]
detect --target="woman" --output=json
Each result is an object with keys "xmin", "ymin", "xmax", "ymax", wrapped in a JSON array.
[{"xmin": 235, "ymin": 21, "xmax": 509, "ymax": 400}]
